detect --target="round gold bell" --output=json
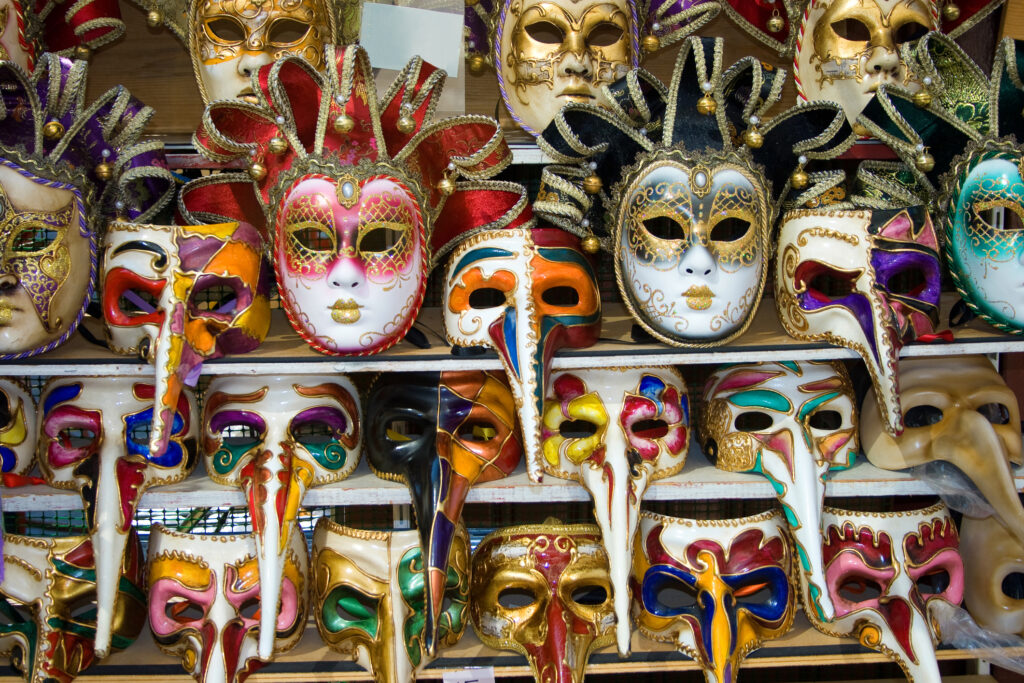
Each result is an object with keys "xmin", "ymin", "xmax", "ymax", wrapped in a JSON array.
[
  {"xmin": 743, "ymin": 126, "xmax": 764, "ymax": 149},
  {"xmin": 767, "ymin": 14, "xmax": 785, "ymax": 34},
  {"xmin": 581, "ymin": 235, "xmax": 600, "ymax": 253},
  {"xmin": 790, "ymin": 168, "xmax": 809, "ymax": 190},
  {"xmin": 642, "ymin": 34, "xmax": 660, "ymax": 53},
  {"xmin": 74, "ymin": 45, "xmax": 91, "ymax": 60},
  {"xmin": 582, "ymin": 174, "xmax": 602, "ymax": 194},
  {"xmin": 467, "ymin": 54, "xmax": 486, "ymax": 74},
  {"xmin": 146, "ymin": 9, "xmax": 163, "ymax": 27},
  {"xmin": 333, "ymin": 113, "xmax": 355, "ymax": 134},
  {"xmin": 95, "ymin": 162, "xmax": 113, "ymax": 181},
  {"xmin": 437, "ymin": 176, "xmax": 456, "ymax": 196},
  {"xmin": 915, "ymin": 150, "xmax": 935, "ymax": 172},
  {"xmin": 697, "ymin": 94, "xmax": 717, "ymax": 116},
  {"xmin": 43, "ymin": 121, "xmax": 64, "ymax": 140},
  {"xmin": 397, "ymin": 114, "xmax": 416, "ymax": 134},
  {"xmin": 942, "ymin": 1, "xmax": 960, "ymax": 21},
  {"xmin": 248, "ymin": 162, "xmax": 267, "ymax": 181},
  {"xmin": 268, "ymin": 137, "xmax": 288, "ymax": 154},
  {"xmin": 913, "ymin": 90, "xmax": 932, "ymax": 108}
]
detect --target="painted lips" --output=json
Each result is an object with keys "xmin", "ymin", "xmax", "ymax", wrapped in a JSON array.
[
  {"xmin": 330, "ymin": 299, "xmax": 361, "ymax": 324},
  {"xmin": 683, "ymin": 285, "xmax": 714, "ymax": 311}
]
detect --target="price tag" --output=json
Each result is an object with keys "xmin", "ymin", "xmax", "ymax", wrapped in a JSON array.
[
  {"xmin": 360, "ymin": 3, "xmax": 463, "ymax": 75},
  {"xmin": 442, "ymin": 667, "xmax": 496, "ymax": 683}
]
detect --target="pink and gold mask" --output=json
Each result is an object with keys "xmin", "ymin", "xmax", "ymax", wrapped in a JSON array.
[{"xmin": 0, "ymin": 378, "xmax": 34, "ymax": 477}]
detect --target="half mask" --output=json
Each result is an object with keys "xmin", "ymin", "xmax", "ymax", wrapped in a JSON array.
[
  {"xmin": 631, "ymin": 509, "xmax": 796, "ymax": 683},
  {"xmin": 365, "ymin": 370, "xmax": 522, "ymax": 656},
  {"xmin": 147, "ymin": 523, "xmax": 308, "ymax": 683},
  {"xmin": 699, "ymin": 361, "xmax": 859, "ymax": 623},
  {"xmin": 101, "ymin": 221, "xmax": 271, "ymax": 458},
  {"xmin": 811, "ymin": 503, "xmax": 964, "ymax": 681},
  {"xmin": 188, "ymin": 45, "xmax": 511, "ymax": 356},
  {"xmin": 312, "ymin": 519, "xmax": 470, "ymax": 683},
  {"xmin": 0, "ymin": 378, "xmax": 35, "ymax": 477},
  {"xmin": 203, "ymin": 374, "xmax": 361, "ymax": 659},
  {"xmin": 541, "ymin": 366, "xmax": 689, "ymax": 654},
  {"xmin": 470, "ymin": 522, "xmax": 615, "ymax": 683},
  {"xmin": 961, "ymin": 515, "xmax": 1024, "ymax": 636},
  {"xmin": 0, "ymin": 531, "xmax": 146, "ymax": 683},
  {"xmin": 861, "ymin": 355, "xmax": 1024, "ymax": 544},
  {"xmin": 37, "ymin": 376, "xmax": 198, "ymax": 657},
  {"xmin": 775, "ymin": 203, "xmax": 941, "ymax": 435},
  {"xmin": 535, "ymin": 36, "xmax": 854, "ymax": 347}
]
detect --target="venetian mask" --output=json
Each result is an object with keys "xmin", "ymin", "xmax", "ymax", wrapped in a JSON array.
[
  {"xmin": 631, "ymin": 509, "xmax": 796, "ymax": 683},
  {"xmin": 443, "ymin": 227, "xmax": 600, "ymax": 482},
  {"xmin": 312, "ymin": 519, "xmax": 470, "ymax": 683},
  {"xmin": 101, "ymin": 221, "xmax": 271, "ymax": 458},
  {"xmin": 202, "ymin": 374, "xmax": 361, "ymax": 659},
  {"xmin": 961, "ymin": 515, "xmax": 1024, "ymax": 636},
  {"xmin": 365, "ymin": 370, "xmax": 522, "ymax": 656},
  {"xmin": 147, "ymin": 523, "xmax": 309, "ymax": 683},
  {"xmin": 470, "ymin": 522, "xmax": 616, "ymax": 683},
  {"xmin": 541, "ymin": 366, "xmax": 689, "ymax": 654},
  {"xmin": 0, "ymin": 0, "xmax": 32, "ymax": 72},
  {"xmin": 795, "ymin": 0, "xmax": 936, "ymax": 128},
  {"xmin": 699, "ymin": 361, "xmax": 859, "ymax": 623},
  {"xmin": 813, "ymin": 503, "xmax": 964, "ymax": 681},
  {"xmin": 0, "ymin": 531, "xmax": 147, "ymax": 683},
  {"xmin": 189, "ymin": 0, "xmax": 333, "ymax": 103},
  {"xmin": 0, "ymin": 163, "xmax": 91, "ymax": 359},
  {"xmin": 275, "ymin": 174, "xmax": 428, "ymax": 356},
  {"xmin": 861, "ymin": 355, "xmax": 1024, "ymax": 544},
  {"xmin": 775, "ymin": 205, "xmax": 942, "ymax": 435},
  {"xmin": 0, "ymin": 378, "xmax": 34, "ymax": 476},
  {"xmin": 616, "ymin": 150, "xmax": 771, "ymax": 346},
  {"xmin": 36, "ymin": 377, "xmax": 198, "ymax": 657}
]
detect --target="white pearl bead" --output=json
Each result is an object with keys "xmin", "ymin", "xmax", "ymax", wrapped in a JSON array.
[
  {"xmin": 651, "ymin": 21, "xmax": 661, "ymax": 31},
  {"xmin": 798, "ymin": 155, "xmax": 808, "ymax": 165},
  {"xmin": 749, "ymin": 115, "xmax": 759, "ymax": 125},
  {"xmin": 581, "ymin": 218, "xmax": 590, "ymax": 228}
]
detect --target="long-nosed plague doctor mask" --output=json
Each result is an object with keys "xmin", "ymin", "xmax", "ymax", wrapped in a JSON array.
[{"xmin": 961, "ymin": 515, "xmax": 1024, "ymax": 637}]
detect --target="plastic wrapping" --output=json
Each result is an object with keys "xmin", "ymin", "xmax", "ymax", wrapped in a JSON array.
[
  {"xmin": 933, "ymin": 601, "xmax": 1024, "ymax": 673},
  {"xmin": 909, "ymin": 460, "xmax": 997, "ymax": 519}
]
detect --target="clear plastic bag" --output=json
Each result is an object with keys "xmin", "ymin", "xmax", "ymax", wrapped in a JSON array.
[
  {"xmin": 909, "ymin": 460, "xmax": 996, "ymax": 519},
  {"xmin": 933, "ymin": 601, "xmax": 1024, "ymax": 673}
]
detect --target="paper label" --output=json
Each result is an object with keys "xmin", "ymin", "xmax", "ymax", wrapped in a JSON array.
[
  {"xmin": 442, "ymin": 668, "xmax": 496, "ymax": 683},
  {"xmin": 360, "ymin": 3, "xmax": 463, "ymax": 75}
]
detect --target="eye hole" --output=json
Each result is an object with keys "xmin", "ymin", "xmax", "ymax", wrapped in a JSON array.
[
  {"xmin": 57, "ymin": 427, "xmax": 97, "ymax": 449},
  {"xmin": 267, "ymin": 18, "xmax": 310, "ymax": 45},
  {"xmin": 894, "ymin": 21, "xmax": 929, "ymax": 45},
  {"xmin": 188, "ymin": 281, "xmax": 239, "ymax": 316},
  {"xmin": 497, "ymin": 587, "xmax": 537, "ymax": 609},
  {"xmin": 886, "ymin": 267, "xmax": 927, "ymax": 297},
  {"xmin": 129, "ymin": 419, "xmax": 151, "ymax": 447},
  {"xmin": 292, "ymin": 420, "xmax": 337, "ymax": 447},
  {"xmin": 806, "ymin": 269, "xmax": 857, "ymax": 300},
  {"xmin": 808, "ymin": 410, "xmax": 842, "ymax": 430},
  {"xmin": 359, "ymin": 226, "xmax": 405, "ymax": 253},
  {"xmin": 11, "ymin": 226, "xmax": 57, "ymax": 253},
  {"xmin": 977, "ymin": 403, "xmax": 1011, "ymax": 425},
  {"xmin": 904, "ymin": 404, "xmax": 944, "ymax": 428},
  {"xmin": 642, "ymin": 216, "xmax": 685, "ymax": 241},
  {"xmin": 654, "ymin": 584, "xmax": 697, "ymax": 609},
  {"xmin": 540, "ymin": 286, "xmax": 580, "ymax": 307},
  {"xmin": 734, "ymin": 582, "xmax": 773, "ymax": 603},
  {"xmin": 455, "ymin": 419, "xmax": 498, "ymax": 443},
  {"xmin": 571, "ymin": 585, "xmax": 608, "ymax": 606},
  {"xmin": 167, "ymin": 599, "xmax": 205, "ymax": 623},
  {"xmin": 631, "ymin": 418, "xmax": 668, "ymax": 440},
  {"xmin": 468, "ymin": 287, "xmax": 507, "ymax": 309},
  {"xmin": 292, "ymin": 226, "xmax": 335, "ymax": 252},
  {"xmin": 0, "ymin": 392, "xmax": 12, "ymax": 429},
  {"xmin": 837, "ymin": 577, "xmax": 882, "ymax": 603},
  {"xmin": 1002, "ymin": 572, "xmax": 1024, "ymax": 600},
  {"xmin": 587, "ymin": 22, "xmax": 623, "ymax": 47},
  {"xmin": 68, "ymin": 599, "xmax": 97, "ymax": 622},
  {"xmin": 977, "ymin": 206, "xmax": 1024, "ymax": 231},
  {"xmin": 916, "ymin": 569, "xmax": 950, "ymax": 596},
  {"xmin": 220, "ymin": 422, "xmax": 262, "ymax": 449},
  {"xmin": 385, "ymin": 419, "xmax": 426, "ymax": 442},
  {"xmin": 830, "ymin": 18, "xmax": 870, "ymax": 42},
  {"xmin": 117, "ymin": 289, "xmax": 159, "ymax": 316},
  {"xmin": 524, "ymin": 20, "xmax": 564, "ymax": 44},
  {"xmin": 205, "ymin": 17, "xmax": 245, "ymax": 43},
  {"xmin": 734, "ymin": 411, "xmax": 773, "ymax": 432},
  {"xmin": 709, "ymin": 217, "xmax": 751, "ymax": 243},
  {"xmin": 238, "ymin": 597, "xmax": 260, "ymax": 620},
  {"xmin": 558, "ymin": 419, "xmax": 598, "ymax": 439}
]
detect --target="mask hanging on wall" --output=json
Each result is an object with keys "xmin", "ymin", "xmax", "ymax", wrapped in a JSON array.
[
  {"xmin": 0, "ymin": 378, "xmax": 35, "ymax": 477},
  {"xmin": 540, "ymin": 366, "xmax": 689, "ymax": 654},
  {"xmin": 312, "ymin": 518, "xmax": 470, "ymax": 683},
  {"xmin": 961, "ymin": 514, "xmax": 1024, "ymax": 637}
]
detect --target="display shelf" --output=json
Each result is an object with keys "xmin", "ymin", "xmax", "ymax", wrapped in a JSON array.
[{"xmin": 3, "ymin": 296, "xmax": 1022, "ymax": 377}]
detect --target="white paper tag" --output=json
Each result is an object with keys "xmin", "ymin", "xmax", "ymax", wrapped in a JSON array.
[
  {"xmin": 442, "ymin": 668, "xmax": 496, "ymax": 683},
  {"xmin": 360, "ymin": 3, "xmax": 463, "ymax": 75}
]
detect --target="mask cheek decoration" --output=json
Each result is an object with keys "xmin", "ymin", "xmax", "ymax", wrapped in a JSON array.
[{"xmin": 0, "ymin": 378, "xmax": 35, "ymax": 476}]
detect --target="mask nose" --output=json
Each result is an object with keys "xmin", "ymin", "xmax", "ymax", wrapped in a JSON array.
[
  {"xmin": 678, "ymin": 244, "xmax": 716, "ymax": 278},
  {"xmin": 865, "ymin": 45, "xmax": 900, "ymax": 77},
  {"xmin": 326, "ymin": 258, "xmax": 365, "ymax": 291},
  {"xmin": 236, "ymin": 50, "xmax": 271, "ymax": 79}
]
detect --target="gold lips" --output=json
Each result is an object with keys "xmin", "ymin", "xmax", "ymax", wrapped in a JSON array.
[
  {"xmin": 682, "ymin": 285, "xmax": 714, "ymax": 311},
  {"xmin": 0, "ymin": 302, "xmax": 12, "ymax": 325},
  {"xmin": 330, "ymin": 300, "xmax": 361, "ymax": 324}
]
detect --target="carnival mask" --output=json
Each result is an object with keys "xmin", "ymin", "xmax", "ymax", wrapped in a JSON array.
[
  {"xmin": 189, "ymin": 0, "xmax": 332, "ymax": 103},
  {"xmin": 0, "ymin": 531, "xmax": 147, "ymax": 683},
  {"xmin": 541, "ymin": 366, "xmax": 688, "ymax": 654},
  {"xmin": 101, "ymin": 221, "xmax": 270, "ymax": 458},
  {"xmin": 312, "ymin": 519, "xmax": 470, "ymax": 683},
  {"xmin": 365, "ymin": 370, "xmax": 522, "ymax": 656},
  {"xmin": 147, "ymin": 524, "xmax": 308, "ymax": 683},
  {"xmin": 775, "ymin": 205, "xmax": 942, "ymax": 435},
  {"xmin": 795, "ymin": 0, "xmax": 935, "ymax": 128},
  {"xmin": 616, "ymin": 150, "xmax": 772, "ymax": 346},
  {"xmin": 861, "ymin": 355, "xmax": 1024, "ymax": 544},
  {"xmin": 0, "ymin": 378, "xmax": 35, "ymax": 476},
  {"xmin": 444, "ymin": 227, "xmax": 600, "ymax": 482},
  {"xmin": 37, "ymin": 377, "xmax": 198, "ymax": 657},
  {"xmin": 812, "ymin": 503, "xmax": 964, "ymax": 681},
  {"xmin": 631, "ymin": 509, "xmax": 796, "ymax": 683},
  {"xmin": 202, "ymin": 374, "xmax": 361, "ymax": 659},
  {"xmin": 0, "ymin": 0, "xmax": 32, "ymax": 72},
  {"xmin": 961, "ymin": 515, "xmax": 1024, "ymax": 636},
  {"xmin": 470, "ymin": 522, "xmax": 616, "ymax": 683},
  {"xmin": 699, "ymin": 361, "xmax": 859, "ymax": 622}
]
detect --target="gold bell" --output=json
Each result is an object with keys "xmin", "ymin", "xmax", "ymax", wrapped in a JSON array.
[
  {"xmin": 436, "ymin": 176, "xmax": 456, "ymax": 196},
  {"xmin": 641, "ymin": 34, "xmax": 660, "ymax": 53},
  {"xmin": 248, "ymin": 162, "xmax": 267, "ymax": 181},
  {"xmin": 268, "ymin": 137, "xmax": 288, "ymax": 154},
  {"xmin": 790, "ymin": 167, "xmax": 809, "ymax": 190},
  {"xmin": 913, "ymin": 90, "xmax": 932, "ymax": 108},
  {"xmin": 74, "ymin": 45, "xmax": 90, "ymax": 60},
  {"xmin": 397, "ymin": 114, "xmax": 416, "ymax": 134},
  {"xmin": 95, "ymin": 162, "xmax": 113, "ymax": 181},
  {"xmin": 582, "ymin": 174, "xmax": 602, "ymax": 194},
  {"xmin": 581, "ymin": 235, "xmax": 600, "ymax": 253},
  {"xmin": 697, "ymin": 94, "xmax": 717, "ymax": 116},
  {"xmin": 467, "ymin": 54, "xmax": 486, "ymax": 74},
  {"xmin": 333, "ymin": 114, "xmax": 354, "ymax": 134},
  {"xmin": 942, "ymin": 1, "xmax": 960, "ymax": 21},
  {"xmin": 767, "ymin": 14, "xmax": 785, "ymax": 34},
  {"xmin": 915, "ymin": 149, "xmax": 935, "ymax": 172},
  {"xmin": 43, "ymin": 121, "xmax": 64, "ymax": 140},
  {"xmin": 146, "ymin": 9, "xmax": 163, "ymax": 27},
  {"xmin": 743, "ymin": 126, "xmax": 764, "ymax": 149}
]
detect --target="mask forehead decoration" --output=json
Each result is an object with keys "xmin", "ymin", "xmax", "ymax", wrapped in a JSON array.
[
  {"xmin": 631, "ymin": 509, "xmax": 796, "ymax": 683},
  {"xmin": 0, "ymin": 55, "xmax": 174, "ymax": 360},
  {"xmin": 858, "ymin": 34, "xmax": 1024, "ymax": 335},
  {"xmin": 0, "ymin": 378, "xmax": 35, "ymax": 476},
  {"xmin": 0, "ymin": 531, "xmax": 147, "ymax": 683},
  {"xmin": 147, "ymin": 523, "xmax": 308, "ymax": 683},
  {"xmin": 861, "ymin": 355, "xmax": 1024, "ymax": 543},
  {"xmin": 775, "ymin": 202, "xmax": 941, "ymax": 435},
  {"xmin": 700, "ymin": 361, "xmax": 859, "ymax": 623},
  {"xmin": 102, "ymin": 221, "xmax": 271, "ymax": 458},
  {"xmin": 810, "ymin": 503, "xmax": 964, "ymax": 681},
  {"xmin": 365, "ymin": 371, "xmax": 522, "ymax": 656},
  {"xmin": 443, "ymin": 226, "xmax": 600, "ymax": 483},
  {"xmin": 203, "ymin": 374, "xmax": 360, "ymax": 659},
  {"xmin": 37, "ymin": 376, "xmax": 198, "ymax": 658},
  {"xmin": 313, "ymin": 519, "xmax": 470, "ymax": 683},
  {"xmin": 188, "ymin": 45, "xmax": 511, "ymax": 356},
  {"xmin": 535, "ymin": 36, "xmax": 855, "ymax": 348},
  {"xmin": 470, "ymin": 522, "xmax": 615, "ymax": 683},
  {"xmin": 541, "ymin": 366, "xmax": 689, "ymax": 654},
  {"xmin": 795, "ymin": 0, "xmax": 938, "ymax": 129},
  {"xmin": 464, "ymin": 0, "xmax": 719, "ymax": 137},
  {"xmin": 961, "ymin": 515, "xmax": 1024, "ymax": 636}
]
